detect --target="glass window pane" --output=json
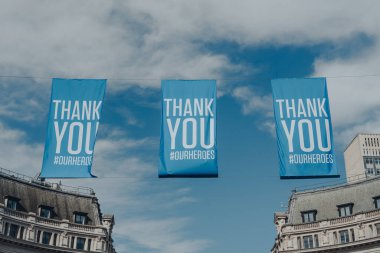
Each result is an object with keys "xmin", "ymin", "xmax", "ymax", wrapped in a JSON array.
[
  {"xmin": 303, "ymin": 235, "xmax": 314, "ymax": 249},
  {"xmin": 77, "ymin": 237, "xmax": 86, "ymax": 250},
  {"xmin": 340, "ymin": 230, "xmax": 349, "ymax": 244},
  {"xmin": 6, "ymin": 199, "xmax": 18, "ymax": 210},
  {"xmin": 339, "ymin": 205, "xmax": 352, "ymax": 217},
  {"xmin": 302, "ymin": 211, "xmax": 316, "ymax": 223},
  {"xmin": 42, "ymin": 232, "xmax": 52, "ymax": 245},
  {"xmin": 74, "ymin": 213, "xmax": 87, "ymax": 224},
  {"xmin": 9, "ymin": 224, "xmax": 19, "ymax": 238},
  {"xmin": 40, "ymin": 207, "xmax": 51, "ymax": 218}
]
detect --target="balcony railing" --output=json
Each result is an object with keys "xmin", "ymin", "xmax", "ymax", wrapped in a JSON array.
[
  {"xmin": 283, "ymin": 209, "xmax": 380, "ymax": 233},
  {"xmin": 4, "ymin": 208, "xmax": 28, "ymax": 220},
  {"xmin": 329, "ymin": 215, "xmax": 355, "ymax": 225},
  {"xmin": 1, "ymin": 206, "xmax": 106, "ymax": 235}
]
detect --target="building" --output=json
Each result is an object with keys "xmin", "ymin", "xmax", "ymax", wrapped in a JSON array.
[
  {"xmin": 272, "ymin": 134, "xmax": 380, "ymax": 252},
  {"xmin": 345, "ymin": 134, "xmax": 380, "ymax": 182},
  {"xmin": 0, "ymin": 167, "xmax": 116, "ymax": 253}
]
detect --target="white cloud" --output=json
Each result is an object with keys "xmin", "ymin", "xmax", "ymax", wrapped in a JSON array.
[
  {"xmin": 128, "ymin": 0, "xmax": 380, "ymax": 46},
  {"xmin": 313, "ymin": 41, "xmax": 380, "ymax": 146},
  {"xmin": 0, "ymin": 123, "xmax": 43, "ymax": 175},
  {"xmin": 232, "ymin": 86, "xmax": 272, "ymax": 116},
  {"xmin": 115, "ymin": 218, "xmax": 210, "ymax": 253},
  {"xmin": 0, "ymin": 80, "xmax": 49, "ymax": 124},
  {"xmin": 1, "ymin": 1, "xmax": 379, "ymax": 91},
  {"xmin": 0, "ymin": 0, "xmax": 239, "ymax": 89},
  {"xmin": 232, "ymin": 86, "xmax": 275, "ymax": 135}
]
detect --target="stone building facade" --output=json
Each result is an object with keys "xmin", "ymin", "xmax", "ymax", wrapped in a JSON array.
[
  {"xmin": 0, "ymin": 168, "xmax": 116, "ymax": 253},
  {"xmin": 272, "ymin": 177, "xmax": 380, "ymax": 252},
  {"xmin": 272, "ymin": 134, "xmax": 380, "ymax": 252}
]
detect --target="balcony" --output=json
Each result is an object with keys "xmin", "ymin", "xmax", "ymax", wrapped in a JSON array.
[
  {"xmin": 282, "ymin": 209, "xmax": 380, "ymax": 234},
  {"xmin": 0, "ymin": 204, "xmax": 106, "ymax": 235},
  {"xmin": 0, "ymin": 204, "xmax": 109, "ymax": 252}
]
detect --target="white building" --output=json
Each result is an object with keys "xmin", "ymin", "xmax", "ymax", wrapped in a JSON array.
[
  {"xmin": 272, "ymin": 134, "xmax": 380, "ymax": 252},
  {"xmin": 0, "ymin": 167, "xmax": 116, "ymax": 253},
  {"xmin": 345, "ymin": 134, "xmax": 380, "ymax": 182}
]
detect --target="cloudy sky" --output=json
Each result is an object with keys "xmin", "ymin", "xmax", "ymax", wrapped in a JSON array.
[{"xmin": 1, "ymin": 1, "xmax": 380, "ymax": 252}]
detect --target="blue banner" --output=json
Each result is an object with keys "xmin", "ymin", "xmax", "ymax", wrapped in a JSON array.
[
  {"xmin": 271, "ymin": 78, "xmax": 338, "ymax": 179},
  {"xmin": 41, "ymin": 78, "xmax": 106, "ymax": 178},
  {"xmin": 159, "ymin": 80, "xmax": 218, "ymax": 178}
]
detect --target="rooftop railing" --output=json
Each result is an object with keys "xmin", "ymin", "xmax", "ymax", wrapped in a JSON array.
[{"xmin": 0, "ymin": 167, "xmax": 95, "ymax": 196}]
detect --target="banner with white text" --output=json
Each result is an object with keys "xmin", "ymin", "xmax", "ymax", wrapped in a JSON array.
[
  {"xmin": 271, "ymin": 78, "xmax": 338, "ymax": 179},
  {"xmin": 159, "ymin": 80, "xmax": 218, "ymax": 178},
  {"xmin": 41, "ymin": 78, "xmax": 106, "ymax": 178}
]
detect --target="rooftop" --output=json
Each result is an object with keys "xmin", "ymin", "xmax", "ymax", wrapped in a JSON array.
[
  {"xmin": 0, "ymin": 167, "xmax": 95, "ymax": 196},
  {"xmin": 286, "ymin": 176, "xmax": 380, "ymax": 224},
  {"xmin": 0, "ymin": 167, "xmax": 102, "ymax": 225}
]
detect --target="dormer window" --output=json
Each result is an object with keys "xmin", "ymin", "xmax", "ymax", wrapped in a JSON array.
[
  {"xmin": 338, "ymin": 203, "xmax": 353, "ymax": 217},
  {"xmin": 39, "ymin": 206, "xmax": 53, "ymax": 219},
  {"xmin": 5, "ymin": 196, "xmax": 19, "ymax": 210},
  {"xmin": 74, "ymin": 212, "xmax": 87, "ymax": 225},
  {"xmin": 374, "ymin": 196, "xmax": 380, "ymax": 209},
  {"xmin": 301, "ymin": 210, "xmax": 317, "ymax": 223}
]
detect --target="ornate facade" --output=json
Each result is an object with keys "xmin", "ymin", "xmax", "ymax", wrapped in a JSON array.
[
  {"xmin": 272, "ymin": 134, "xmax": 380, "ymax": 252},
  {"xmin": 272, "ymin": 177, "xmax": 380, "ymax": 252},
  {"xmin": 0, "ymin": 168, "xmax": 116, "ymax": 253}
]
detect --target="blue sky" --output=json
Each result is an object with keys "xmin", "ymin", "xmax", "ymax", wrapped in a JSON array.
[{"xmin": 1, "ymin": 1, "xmax": 380, "ymax": 252}]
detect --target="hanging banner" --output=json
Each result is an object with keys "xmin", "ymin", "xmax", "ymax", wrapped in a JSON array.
[
  {"xmin": 40, "ymin": 78, "xmax": 106, "ymax": 178},
  {"xmin": 159, "ymin": 80, "xmax": 218, "ymax": 178},
  {"xmin": 271, "ymin": 78, "xmax": 338, "ymax": 179}
]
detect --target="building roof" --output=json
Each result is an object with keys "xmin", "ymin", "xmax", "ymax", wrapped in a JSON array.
[
  {"xmin": 287, "ymin": 176, "xmax": 380, "ymax": 224},
  {"xmin": 343, "ymin": 133, "xmax": 380, "ymax": 152},
  {"xmin": 0, "ymin": 169, "xmax": 102, "ymax": 225}
]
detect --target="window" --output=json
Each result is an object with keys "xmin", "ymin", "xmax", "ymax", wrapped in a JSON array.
[
  {"xmin": 338, "ymin": 204, "xmax": 353, "ymax": 217},
  {"xmin": 301, "ymin": 210, "xmax": 317, "ymax": 223},
  {"xmin": 5, "ymin": 197, "xmax": 19, "ymax": 210},
  {"xmin": 76, "ymin": 237, "xmax": 86, "ymax": 250},
  {"xmin": 42, "ymin": 232, "xmax": 52, "ymax": 245},
  {"xmin": 340, "ymin": 230, "xmax": 349, "ymax": 244},
  {"xmin": 9, "ymin": 224, "xmax": 19, "ymax": 238},
  {"xmin": 303, "ymin": 235, "xmax": 314, "ymax": 249},
  {"xmin": 374, "ymin": 197, "xmax": 380, "ymax": 209},
  {"xmin": 74, "ymin": 212, "xmax": 87, "ymax": 225},
  {"xmin": 39, "ymin": 206, "xmax": 53, "ymax": 219},
  {"xmin": 376, "ymin": 223, "xmax": 380, "ymax": 236}
]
